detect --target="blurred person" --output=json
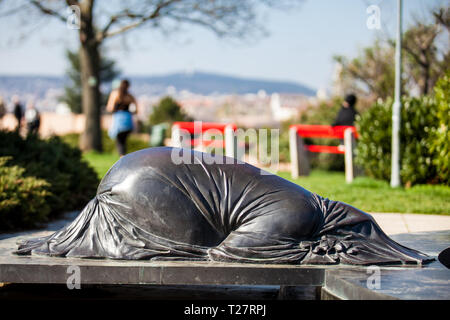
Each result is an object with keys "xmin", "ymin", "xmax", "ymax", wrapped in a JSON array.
[
  {"xmin": 106, "ymin": 79, "xmax": 138, "ymax": 156},
  {"xmin": 0, "ymin": 96, "xmax": 6, "ymax": 128},
  {"xmin": 24, "ymin": 100, "xmax": 41, "ymax": 135},
  {"xmin": 332, "ymin": 93, "xmax": 358, "ymax": 126},
  {"xmin": 12, "ymin": 95, "xmax": 24, "ymax": 131}
]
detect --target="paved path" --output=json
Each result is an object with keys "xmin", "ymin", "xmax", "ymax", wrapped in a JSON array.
[{"xmin": 371, "ymin": 213, "xmax": 450, "ymax": 235}]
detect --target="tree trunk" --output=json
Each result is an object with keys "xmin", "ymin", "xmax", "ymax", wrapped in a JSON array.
[
  {"xmin": 423, "ymin": 63, "xmax": 430, "ymax": 95},
  {"xmin": 78, "ymin": 0, "xmax": 102, "ymax": 152},
  {"xmin": 79, "ymin": 43, "xmax": 102, "ymax": 151}
]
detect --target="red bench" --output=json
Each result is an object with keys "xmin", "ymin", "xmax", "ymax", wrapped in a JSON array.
[
  {"xmin": 171, "ymin": 121, "xmax": 238, "ymax": 156},
  {"xmin": 289, "ymin": 125, "xmax": 358, "ymax": 183}
]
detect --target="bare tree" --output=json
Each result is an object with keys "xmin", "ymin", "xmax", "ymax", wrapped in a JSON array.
[
  {"xmin": 401, "ymin": 6, "xmax": 449, "ymax": 96},
  {"xmin": 334, "ymin": 6, "xmax": 449, "ymax": 101},
  {"xmin": 402, "ymin": 22, "xmax": 441, "ymax": 95},
  {"xmin": 433, "ymin": 6, "xmax": 450, "ymax": 33},
  {"xmin": 333, "ymin": 40, "xmax": 396, "ymax": 101},
  {"xmin": 1, "ymin": 0, "xmax": 301, "ymax": 151}
]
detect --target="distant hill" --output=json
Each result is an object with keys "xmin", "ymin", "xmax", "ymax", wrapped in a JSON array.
[
  {"xmin": 0, "ymin": 71, "xmax": 315, "ymax": 98},
  {"xmin": 0, "ymin": 75, "xmax": 65, "ymax": 99},
  {"xmin": 129, "ymin": 72, "xmax": 316, "ymax": 96}
]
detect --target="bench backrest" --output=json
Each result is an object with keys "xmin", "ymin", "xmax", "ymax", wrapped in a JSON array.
[
  {"xmin": 172, "ymin": 122, "xmax": 237, "ymax": 134},
  {"xmin": 172, "ymin": 121, "xmax": 237, "ymax": 148},
  {"xmin": 290, "ymin": 125, "xmax": 358, "ymax": 139}
]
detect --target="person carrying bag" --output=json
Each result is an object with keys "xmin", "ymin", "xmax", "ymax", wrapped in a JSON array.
[{"xmin": 106, "ymin": 79, "xmax": 139, "ymax": 156}]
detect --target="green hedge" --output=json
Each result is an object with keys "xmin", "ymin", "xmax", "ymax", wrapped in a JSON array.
[
  {"xmin": 355, "ymin": 95, "xmax": 447, "ymax": 186},
  {"xmin": 431, "ymin": 72, "xmax": 450, "ymax": 183},
  {"xmin": 61, "ymin": 131, "xmax": 149, "ymax": 155},
  {"xmin": 0, "ymin": 131, "xmax": 99, "ymax": 227},
  {"xmin": 0, "ymin": 157, "xmax": 51, "ymax": 231}
]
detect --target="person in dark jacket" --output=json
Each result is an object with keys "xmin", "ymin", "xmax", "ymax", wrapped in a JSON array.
[
  {"xmin": 12, "ymin": 95, "xmax": 24, "ymax": 131},
  {"xmin": 332, "ymin": 94, "xmax": 358, "ymax": 126}
]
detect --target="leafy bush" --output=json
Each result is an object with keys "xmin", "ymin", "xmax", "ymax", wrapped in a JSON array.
[
  {"xmin": 0, "ymin": 131, "xmax": 100, "ymax": 220},
  {"xmin": 298, "ymin": 98, "xmax": 343, "ymax": 125},
  {"xmin": 0, "ymin": 157, "xmax": 51, "ymax": 231},
  {"xmin": 126, "ymin": 134, "xmax": 150, "ymax": 153},
  {"xmin": 431, "ymin": 72, "xmax": 449, "ymax": 184},
  {"xmin": 149, "ymin": 96, "xmax": 192, "ymax": 126},
  {"xmin": 355, "ymin": 100, "xmax": 392, "ymax": 180},
  {"xmin": 355, "ymin": 95, "xmax": 444, "ymax": 186},
  {"xmin": 278, "ymin": 123, "xmax": 291, "ymax": 164}
]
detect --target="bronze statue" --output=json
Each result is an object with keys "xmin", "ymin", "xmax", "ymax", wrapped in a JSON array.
[{"xmin": 17, "ymin": 147, "xmax": 432, "ymax": 265}]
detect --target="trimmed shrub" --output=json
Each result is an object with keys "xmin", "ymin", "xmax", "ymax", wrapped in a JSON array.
[
  {"xmin": 431, "ymin": 72, "xmax": 449, "ymax": 184},
  {"xmin": 0, "ymin": 157, "xmax": 51, "ymax": 231},
  {"xmin": 0, "ymin": 131, "xmax": 100, "ymax": 220},
  {"xmin": 61, "ymin": 131, "xmax": 149, "ymax": 155},
  {"xmin": 126, "ymin": 134, "xmax": 150, "ymax": 154},
  {"xmin": 355, "ymin": 95, "xmax": 443, "ymax": 186},
  {"xmin": 355, "ymin": 99, "xmax": 393, "ymax": 181}
]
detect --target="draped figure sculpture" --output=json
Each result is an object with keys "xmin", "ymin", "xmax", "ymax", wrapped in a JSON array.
[{"xmin": 17, "ymin": 147, "xmax": 432, "ymax": 265}]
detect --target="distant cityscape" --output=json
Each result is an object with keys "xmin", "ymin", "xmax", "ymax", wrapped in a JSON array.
[{"xmin": 0, "ymin": 71, "xmax": 327, "ymax": 127}]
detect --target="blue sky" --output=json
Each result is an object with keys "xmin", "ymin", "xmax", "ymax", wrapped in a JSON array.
[{"xmin": 0, "ymin": 0, "xmax": 446, "ymax": 91}]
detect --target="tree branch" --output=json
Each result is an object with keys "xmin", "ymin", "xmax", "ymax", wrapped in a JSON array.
[
  {"xmin": 433, "ymin": 7, "xmax": 450, "ymax": 32},
  {"xmin": 29, "ymin": 0, "xmax": 67, "ymax": 23},
  {"xmin": 66, "ymin": 0, "xmax": 79, "ymax": 7},
  {"xmin": 97, "ymin": 0, "xmax": 178, "ymax": 42},
  {"xmin": 165, "ymin": 12, "xmax": 226, "ymax": 36},
  {"xmin": 403, "ymin": 27, "xmax": 438, "ymax": 68}
]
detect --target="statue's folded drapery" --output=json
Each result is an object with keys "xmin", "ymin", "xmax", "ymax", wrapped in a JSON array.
[{"xmin": 16, "ymin": 147, "xmax": 432, "ymax": 265}]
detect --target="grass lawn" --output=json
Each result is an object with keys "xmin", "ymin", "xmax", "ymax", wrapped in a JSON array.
[
  {"xmin": 278, "ymin": 171, "xmax": 450, "ymax": 215},
  {"xmin": 83, "ymin": 152, "xmax": 450, "ymax": 215},
  {"xmin": 83, "ymin": 151, "xmax": 120, "ymax": 179}
]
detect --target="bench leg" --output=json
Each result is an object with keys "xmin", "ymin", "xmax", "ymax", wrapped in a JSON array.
[
  {"xmin": 225, "ymin": 126, "xmax": 239, "ymax": 160},
  {"xmin": 289, "ymin": 127, "xmax": 310, "ymax": 179},
  {"xmin": 171, "ymin": 126, "xmax": 192, "ymax": 150},
  {"xmin": 344, "ymin": 128, "xmax": 356, "ymax": 183},
  {"xmin": 171, "ymin": 126, "xmax": 181, "ymax": 148}
]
